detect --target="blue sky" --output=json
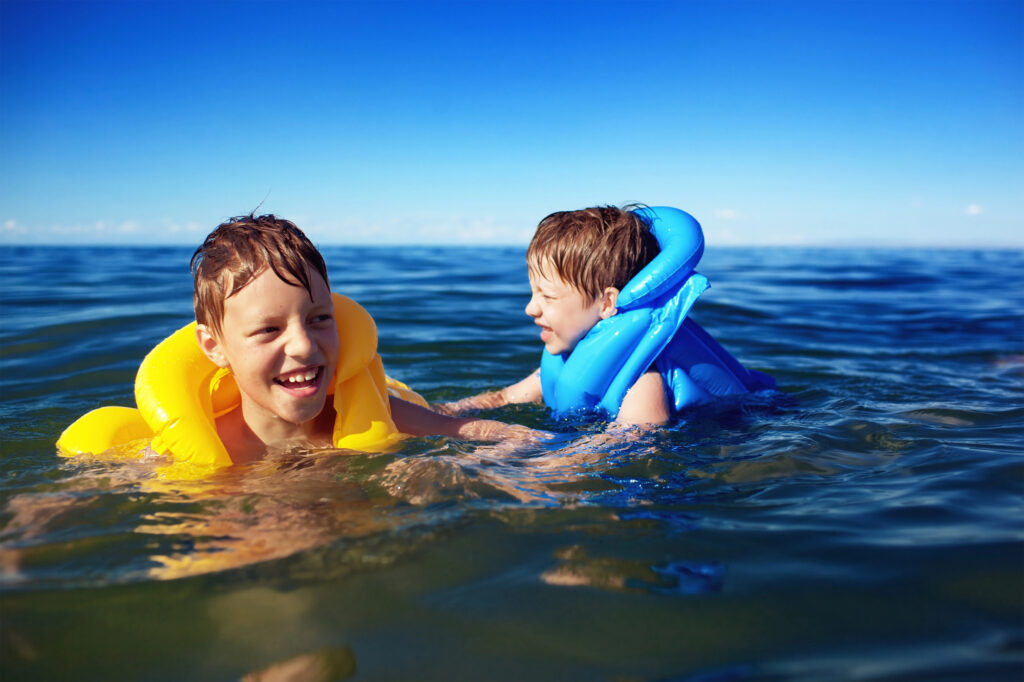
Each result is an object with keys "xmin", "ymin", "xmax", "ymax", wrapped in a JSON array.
[{"xmin": 1, "ymin": 0, "xmax": 1021, "ymax": 247}]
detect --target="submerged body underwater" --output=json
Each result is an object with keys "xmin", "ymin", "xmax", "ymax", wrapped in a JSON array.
[{"xmin": 2, "ymin": 244, "xmax": 1022, "ymax": 680}]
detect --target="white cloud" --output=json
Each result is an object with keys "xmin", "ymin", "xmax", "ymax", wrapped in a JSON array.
[
  {"xmin": 0, "ymin": 218, "xmax": 209, "ymax": 243},
  {"xmin": 52, "ymin": 220, "xmax": 108, "ymax": 235},
  {"xmin": 160, "ymin": 219, "xmax": 204, "ymax": 235},
  {"xmin": 456, "ymin": 215, "xmax": 503, "ymax": 242},
  {"xmin": 965, "ymin": 204, "xmax": 983, "ymax": 216},
  {"xmin": 3, "ymin": 219, "xmax": 26, "ymax": 234},
  {"xmin": 713, "ymin": 208, "xmax": 742, "ymax": 221}
]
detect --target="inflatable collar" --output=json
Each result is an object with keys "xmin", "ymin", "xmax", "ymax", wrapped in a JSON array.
[
  {"xmin": 58, "ymin": 293, "xmax": 426, "ymax": 477},
  {"xmin": 541, "ymin": 206, "xmax": 774, "ymax": 418}
]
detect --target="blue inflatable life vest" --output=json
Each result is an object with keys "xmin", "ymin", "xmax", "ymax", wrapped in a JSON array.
[{"xmin": 540, "ymin": 206, "xmax": 775, "ymax": 419}]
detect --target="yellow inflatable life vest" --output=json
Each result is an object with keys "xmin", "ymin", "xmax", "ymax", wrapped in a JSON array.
[{"xmin": 57, "ymin": 293, "xmax": 426, "ymax": 477}]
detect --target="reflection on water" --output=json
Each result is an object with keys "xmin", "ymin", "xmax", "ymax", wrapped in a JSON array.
[
  {"xmin": 3, "ymin": 428, "xmax": 669, "ymax": 583},
  {"xmin": 242, "ymin": 645, "xmax": 357, "ymax": 682},
  {"xmin": 542, "ymin": 544, "xmax": 725, "ymax": 595}
]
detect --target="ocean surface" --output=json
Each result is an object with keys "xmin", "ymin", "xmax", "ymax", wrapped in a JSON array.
[{"xmin": 1, "ymin": 244, "xmax": 1022, "ymax": 681}]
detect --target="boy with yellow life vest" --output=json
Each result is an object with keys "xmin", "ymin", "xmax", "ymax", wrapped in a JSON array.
[{"xmin": 58, "ymin": 214, "xmax": 538, "ymax": 474}]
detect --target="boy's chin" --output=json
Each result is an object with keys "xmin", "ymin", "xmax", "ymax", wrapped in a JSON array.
[
  {"xmin": 276, "ymin": 395, "xmax": 331, "ymax": 426},
  {"xmin": 545, "ymin": 342, "xmax": 574, "ymax": 356}
]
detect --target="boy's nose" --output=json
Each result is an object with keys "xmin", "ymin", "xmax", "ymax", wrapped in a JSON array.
[
  {"xmin": 525, "ymin": 296, "xmax": 540, "ymax": 318},
  {"xmin": 285, "ymin": 324, "xmax": 316, "ymax": 357}
]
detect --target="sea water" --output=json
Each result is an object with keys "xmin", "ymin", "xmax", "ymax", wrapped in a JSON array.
[{"xmin": 1, "ymin": 244, "xmax": 1022, "ymax": 681}]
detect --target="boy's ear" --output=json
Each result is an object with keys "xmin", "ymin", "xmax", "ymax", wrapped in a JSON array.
[
  {"xmin": 598, "ymin": 287, "xmax": 620, "ymax": 319},
  {"xmin": 195, "ymin": 324, "xmax": 230, "ymax": 368}
]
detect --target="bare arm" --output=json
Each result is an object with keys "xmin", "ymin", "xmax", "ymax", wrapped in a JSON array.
[
  {"xmin": 390, "ymin": 395, "xmax": 545, "ymax": 442},
  {"xmin": 612, "ymin": 369, "xmax": 670, "ymax": 428},
  {"xmin": 434, "ymin": 369, "xmax": 543, "ymax": 415}
]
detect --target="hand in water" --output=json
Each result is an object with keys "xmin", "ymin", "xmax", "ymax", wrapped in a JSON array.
[{"xmin": 459, "ymin": 420, "xmax": 557, "ymax": 452}]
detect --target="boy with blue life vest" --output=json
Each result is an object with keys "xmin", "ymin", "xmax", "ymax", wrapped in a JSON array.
[{"xmin": 440, "ymin": 205, "xmax": 775, "ymax": 426}]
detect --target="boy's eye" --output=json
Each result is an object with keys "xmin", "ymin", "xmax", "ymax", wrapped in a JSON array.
[
  {"xmin": 254, "ymin": 326, "xmax": 279, "ymax": 336},
  {"xmin": 313, "ymin": 313, "xmax": 334, "ymax": 324}
]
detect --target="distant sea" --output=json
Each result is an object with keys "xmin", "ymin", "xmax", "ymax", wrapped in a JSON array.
[{"xmin": 2, "ymin": 244, "xmax": 1022, "ymax": 681}]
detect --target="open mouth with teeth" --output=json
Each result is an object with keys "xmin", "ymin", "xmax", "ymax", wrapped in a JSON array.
[{"xmin": 274, "ymin": 367, "xmax": 322, "ymax": 390}]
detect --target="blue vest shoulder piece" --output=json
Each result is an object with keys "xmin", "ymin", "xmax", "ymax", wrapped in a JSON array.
[{"xmin": 541, "ymin": 206, "xmax": 775, "ymax": 419}]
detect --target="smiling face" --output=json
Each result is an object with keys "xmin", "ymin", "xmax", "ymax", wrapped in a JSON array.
[
  {"xmin": 525, "ymin": 263, "xmax": 618, "ymax": 356},
  {"xmin": 196, "ymin": 266, "xmax": 339, "ymax": 445}
]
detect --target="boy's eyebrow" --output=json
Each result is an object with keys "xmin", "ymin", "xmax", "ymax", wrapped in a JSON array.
[{"xmin": 242, "ymin": 311, "xmax": 286, "ymax": 325}]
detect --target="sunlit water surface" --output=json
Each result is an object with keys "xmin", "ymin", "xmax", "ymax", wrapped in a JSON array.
[{"xmin": 2, "ymin": 245, "xmax": 1022, "ymax": 681}]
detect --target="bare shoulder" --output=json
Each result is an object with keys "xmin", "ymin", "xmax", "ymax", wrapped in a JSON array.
[{"xmin": 615, "ymin": 370, "xmax": 670, "ymax": 427}]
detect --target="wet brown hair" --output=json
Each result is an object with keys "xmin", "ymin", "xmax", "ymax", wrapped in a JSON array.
[
  {"xmin": 191, "ymin": 213, "xmax": 330, "ymax": 336},
  {"xmin": 526, "ymin": 205, "xmax": 660, "ymax": 299}
]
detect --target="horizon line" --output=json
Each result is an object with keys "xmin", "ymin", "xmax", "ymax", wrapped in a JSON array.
[{"xmin": 4, "ymin": 239, "xmax": 1022, "ymax": 251}]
